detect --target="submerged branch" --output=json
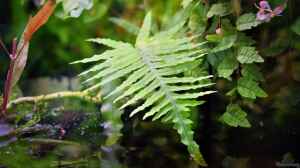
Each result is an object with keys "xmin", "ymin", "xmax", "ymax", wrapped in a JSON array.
[
  {"xmin": 7, "ymin": 91, "xmax": 101, "ymax": 109},
  {"xmin": 25, "ymin": 138, "xmax": 81, "ymax": 146},
  {"xmin": 51, "ymin": 159, "xmax": 88, "ymax": 167}
]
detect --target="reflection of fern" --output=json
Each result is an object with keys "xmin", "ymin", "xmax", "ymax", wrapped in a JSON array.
[{"xmin": 74, "ymin": 12, "xmax": 215, "ymax": 166}]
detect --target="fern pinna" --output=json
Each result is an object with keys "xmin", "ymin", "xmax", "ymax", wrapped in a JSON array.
[{"xmin": 74, "ymin": 12, "xmax": 215, "ymax": 166}]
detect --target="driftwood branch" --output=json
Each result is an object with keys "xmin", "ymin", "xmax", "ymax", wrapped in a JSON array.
[
  {"xmin": 7, "ymin": 91, "xmax": 101, "ymax": 109},
  {"xmin": 25, "ymin": 138, "xmax": 81, "ymax": 146}
]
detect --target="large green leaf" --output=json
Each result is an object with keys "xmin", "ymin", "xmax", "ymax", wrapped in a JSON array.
[
  {"xmin": 207, "ymin": 3, "xmax": 231, "ymax": 18},
  {"xmin": 237, "ymin": 77, "xmax": 267, "ymax": 99},
  {"xmin": 188, "ymin": 3, "xmax": 208, "ymax": 35},
  {"xmin": 237, "ymin": 47, "xmax": 264, "ymax": 64},
  {"xmin": 212, "ymin": 34, "xmax": 237, "ymax": 53},
  {"xmin": 76, "ymin": 12, "xmax": 215, "ymax": 166},
  {"xmin": 217, "ymin": 53, "xmax": 238, "ymax": 80},
  {"xmin": 241, "ymin": 64, "xmax": 264, "ymax": 82},
  {"xmin": 220, "ymin": 104, "xmax": 251, "ymax": 128},
  {"xmin": 236, "ymin": 13, "xmax": 260, "ymax": 31}
]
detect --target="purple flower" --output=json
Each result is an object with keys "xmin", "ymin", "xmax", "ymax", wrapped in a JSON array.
[
  {"xmin": 255, "ymin": 1, "xmax": 285, "ymax": 23},
  {"xmin": 256, "ymin": 11, "xmax": 271, "ymax": 22},
  {"xmin": 259, "ymin": 1, "xmax": 271, "ymax": 10},
  {"xmin": 272, "ymin": 5, "xmax": 284, "ymax": 16}
]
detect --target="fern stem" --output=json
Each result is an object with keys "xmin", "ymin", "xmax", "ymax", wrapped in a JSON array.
[
  {"xmin": 139, "ymin": 47, "xmax": 178, "ymax": 108},
  {"xmin": 139, "ymin": 46, "xmax": 207, "ymax": 165},
  {"xmin": 139, "ymin": 47, "xmax": 191, "ymax": 145}
]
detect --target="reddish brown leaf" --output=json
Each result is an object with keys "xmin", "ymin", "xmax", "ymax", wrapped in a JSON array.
[
  {"xmin": 24, "ymin": 0, "xmax": 56, "ymax": 42},
  {"xmin": 11, "ymin": 35, "xmax": 30, "ymax": 87}
]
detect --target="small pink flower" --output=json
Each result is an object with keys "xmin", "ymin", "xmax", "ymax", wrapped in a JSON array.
[
  {"xmin": 256, "ymin": 11, "xmax": 272, "ymax": 22},
  {"xmin": 272, "ymin": 5, "xmax": 284, "ymax": 16},
  {"xmin": 255, "ymin": 0, "xmax": 285, "ymax": 23},
  {"xmin": 259, "ymin": 0, "xmax": 271, "ymax": 10}
]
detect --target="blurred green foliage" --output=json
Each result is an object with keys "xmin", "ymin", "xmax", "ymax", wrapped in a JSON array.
[{"xmin": 2, "ymin": 0, "xmax": 183, "ymax": 78}]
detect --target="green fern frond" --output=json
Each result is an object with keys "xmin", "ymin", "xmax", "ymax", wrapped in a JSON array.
[{"xmin": 75, "ymin": 12, "xmax": 215, "ymax": 166}]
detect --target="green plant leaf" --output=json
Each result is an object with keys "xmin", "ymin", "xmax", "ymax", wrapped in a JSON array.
[
  {"xmin": 237, "ymin": 77, "xmax": 267, "ymax": 99},
  {"xmin": 164, "ymin": 2, "xmax": 196, "ymax": 30},
  {"xmin": 220, "ymin": 104, "xmax": 251, "ymax": 128},
  {"xmin": 217, "ymin": 53, "xmax": 238, "ymax": 80},
  {"xmin": 212, "ymin": 34, "xmax": 237, "ymax": 53},
  {"xmin": 136, "ymin": 12, "xmax": 152, "ymax": 46},
  {"xmin": 188, "ymin": 3, "xmax": 208, "ymax": 35},
  {"xmin": 237, "ymin": 47, "xmax": 264, "ymax": 64},
  {"xmin": 207, "ymin": 3, "xmax": 231, "ymax": 18},
  {"xmin": 236, "ymin": 13, "xmax": 260, "ymax": 31},
  {"xmin": 241, "ymin": 64, "xmax": 264, "ymax": 81},
  {"xmin": 76, "ymin": 12, "xmax": 215, "ymax": 166},
  {"xmin": 206, "ymin": 34, "xmax": 223, "ymax": 42}
]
